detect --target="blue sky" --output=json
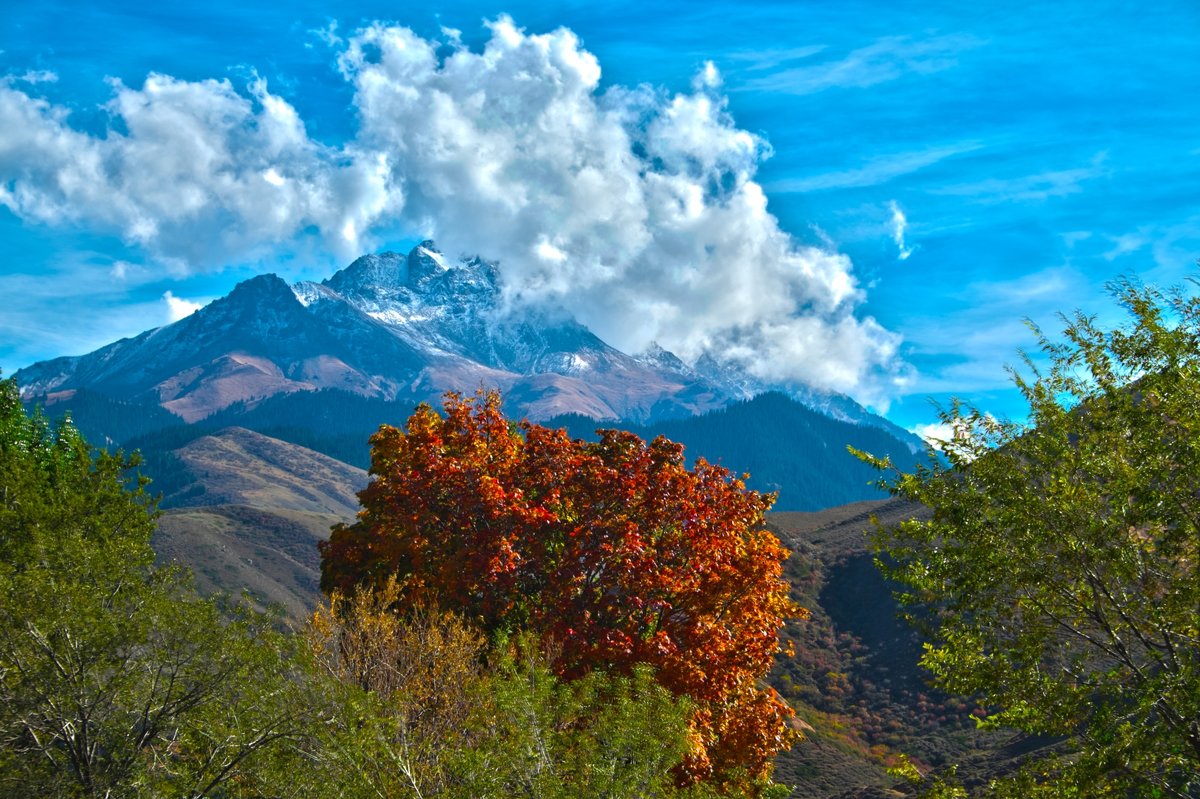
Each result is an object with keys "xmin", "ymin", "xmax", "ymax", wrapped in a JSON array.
[{"xmin": 2, "ymin": 1, "xmax": 1198, "ymax": 434}]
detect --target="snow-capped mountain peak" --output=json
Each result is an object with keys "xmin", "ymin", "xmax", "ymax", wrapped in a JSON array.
[
  {"xmin": 15, "ymin": 244, "xmax": 726, "ymax": 423},
  {"xmin": 13, "ymin": 242, "xmax": 919, "ymax": 450}
]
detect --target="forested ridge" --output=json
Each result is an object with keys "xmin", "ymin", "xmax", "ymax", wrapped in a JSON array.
[{"xmin": 546, "ymin": 391, "xmax": 924, "ymax": 511}]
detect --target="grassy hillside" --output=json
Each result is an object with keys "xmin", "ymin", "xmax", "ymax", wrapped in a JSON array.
[
  {"xmin": 155, "ymin": 505, "xmax": 341, "ymax": 621},
  {"xmin": 146, "ymin": 428, "xmax": 366, "ymax": 619},
  {"xmin": 164, "ymin": 426, "xmax": 367, "ymax": 515}
]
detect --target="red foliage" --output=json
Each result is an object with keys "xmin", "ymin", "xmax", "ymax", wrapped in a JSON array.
[{"xmin": 319, "ymin": 391, "xmax": 802, "ymax": 788}]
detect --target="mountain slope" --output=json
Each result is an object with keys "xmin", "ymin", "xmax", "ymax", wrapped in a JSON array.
[
  {"xmin": 17, "ymin": 273, "xmax": 427, "ymax": 422},
  {"xmin": 163, "ymin": 427, "xmax": 366, "ymax": 515},
  {"xmin": 16, "ymin": 243, "xmax": 733, "ymax": 424},
  {"xmin": 16, "ymin": 241, "xmax": 924, "ymax": 513},
  {"xmin": 766, "ymin": 501, "xmax": 1057, "ymax": 798},
  {"xmin": 156, "ymin": 505, "xmax": 340, "ymax": 621},
  {"xmin": 110, "ymin": 390, "xmax": 919, "ymax": 513}
]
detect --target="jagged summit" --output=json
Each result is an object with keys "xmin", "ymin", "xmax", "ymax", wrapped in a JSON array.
[
  {"xmin": 15, "ymin": 244, "xmax": 730, "ymax": 424},
  {"xmin": 225, "ymin": 272, "xmax": 293, "ymax": 299},
  {"xmin": 311, "ymin": 244, "xmax": 617, "ymax": 378},
  {"xmin": 13, "ymin": 242, "xmax": 918, "ymax": 449},
  {"xmin": 406, "ymin": 241, "xmax": 454, "ymax": 284},
  {"xmin": 200, "ymin": 274, "xmax": 308, "ymax": 332},
  {"xmin": 323, "ymin": 241, "xmax": 494, "ymax": 302},
  {"xmin": 325, "ymin": 251, "xmax": 408, "ymax": 294},
  {"xmin": 636, "ymin": 342, "xmax": 694, "ymax": 376}
]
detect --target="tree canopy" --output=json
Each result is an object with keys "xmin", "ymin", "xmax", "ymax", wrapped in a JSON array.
[
  {"xmin": 859, "ymin": 279, "xmax": 1200, "ymax": 797},
  {"xmin": 319, "ymin": 390, "xmax": 802, "ymax": 793},
  {"xmin": 0, "ymin": 376, "xmax": 301, "ymax": 798}
]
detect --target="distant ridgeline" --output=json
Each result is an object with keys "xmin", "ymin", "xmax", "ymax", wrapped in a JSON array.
[
  {"xmin": 24, "ymin": 388, "xmax": 922, "ymax": 512},
  {"xmin": 546, "ymin": 391, "xmax": 924, "ymax": 511},
  {"xmin": 14, "ymin": 243, "xmax": 923, "ymax": 512}
]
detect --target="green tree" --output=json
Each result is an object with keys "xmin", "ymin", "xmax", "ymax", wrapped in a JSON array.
[
  {"xmin": 303, "ymin": 580, "xmax": 713, "ymax": 799},
  {"xmin": 0, "ymin": 377, "xmax": 303, "ymax": 798},
  {"xmin": 857, "ymin": 280, "xmax": 1200, "ymax": 797}
]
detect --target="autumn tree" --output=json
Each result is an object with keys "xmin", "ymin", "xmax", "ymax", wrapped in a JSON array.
[
  {"xmin": 319, "ymin": 391, "xmax": 801, "ymax": 794},
  {"xmin": 858, "ymin": 279, "xmax": 1200, "ymax": 797}
]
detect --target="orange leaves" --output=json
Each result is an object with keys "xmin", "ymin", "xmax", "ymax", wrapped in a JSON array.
[{"xmin": 318, "ymin": 390, "xmax": 802, "ymax": 791}]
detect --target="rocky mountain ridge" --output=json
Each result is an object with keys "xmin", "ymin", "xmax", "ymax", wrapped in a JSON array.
[
  {"xmin": 16, "ymin": 243, "xmax": 919, "ymax": 446},
  {"xmin": 17, "ymin": 243, "xmax": 729, "ymax": 423}
]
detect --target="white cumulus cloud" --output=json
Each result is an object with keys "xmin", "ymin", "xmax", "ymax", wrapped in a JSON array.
[
  {"xmin": 0, "ymin": 15, "xmax": 909, "ymax": 408},
  {"xmin": 163, "ymin": 290, "xmax": 202, "ymax": 321},
  {"xmin": 0, "ymin": 73, "xmax": 393, "ymax": 265}
]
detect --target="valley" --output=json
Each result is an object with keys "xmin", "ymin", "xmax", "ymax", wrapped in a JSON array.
[
  {"xmin": 131, "ymin": 422, "xmax": 1019, "ymax": 797},
  {"xmin": 8, "ymin": 246, "xmax": 1033, "ymax": 796}
]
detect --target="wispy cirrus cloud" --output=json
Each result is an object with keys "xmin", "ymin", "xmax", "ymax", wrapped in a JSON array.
[
  {"xmin": 740, "ymin": 33, "xmax": 984, "ymax": 95},
  {"xmin": 7, "ymin": 69, "xmax": 57, "ymax": 85},
  {"xmin": 767, "ymin": 141, "xmax": 981, "ymax": 193},
  {"xmin": 931, "ymin": 153, "xmax": 1110, "ymax": 203},
  {"xmin": 724, "ymin": 45, "xmax": 828, "ymax": 73},
  {"xmin": 0, "ymin": 258, "xmax": 194, "ymax": 365}
]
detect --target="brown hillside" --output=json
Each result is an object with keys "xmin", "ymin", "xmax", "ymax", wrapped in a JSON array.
[
  {"xmin": 167, "ymin": 426, "xmax": 367, "ymax": 515},
  {"xmin": 156, "ymin": 505, "xmax": 340, "ymax": 620},
  {"xmin": 153, "ymin": 428, "xmax": 366, "ymax": 618}
]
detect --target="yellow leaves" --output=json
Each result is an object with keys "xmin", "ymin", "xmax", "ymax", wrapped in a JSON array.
[{"xmin": 309, "ymin": 577, "xmax": 485, "ymax": 719}]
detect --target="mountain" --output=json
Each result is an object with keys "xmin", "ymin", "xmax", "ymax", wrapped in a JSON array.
[
  {"xmin": 15, "ymin": 242, "xmax": 920, "ymax": 448},
  {"xmin": 109, "ymin": 390, "xmax": 921, "ymax": 513},
  {"xmin": 16, "ymin": 243, "xmax": 733, "ymax": 424},
  {"xmin": 16, "ymin": 242, "xmax": 924, "ymax": 511}
]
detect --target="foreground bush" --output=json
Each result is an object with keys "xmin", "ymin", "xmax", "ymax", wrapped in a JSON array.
[
  {"xmin": 305, "ymin": 579, "xmax": 701, "ymax": 799},
  {"xmin": 0, "ymin": 377, "xmax": 303, "ymax": 798}
]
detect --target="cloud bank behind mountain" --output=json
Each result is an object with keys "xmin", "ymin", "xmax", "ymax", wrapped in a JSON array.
[{"xmin": 0, "ymin": 16, "xmax": 906, "ymax": 407}]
